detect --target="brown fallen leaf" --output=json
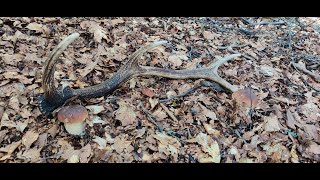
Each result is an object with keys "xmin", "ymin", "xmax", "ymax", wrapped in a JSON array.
[
  {"xmin": 80, "ymin": 21, "xmax": 109, "ymax": 43},
  {"xmin": 111, "ymin": 18, "xmax": 125, "ymax": 26},
  {"xmin": 9, "ymin": 96, "xmax": 20, "ymax": 112},
  {"xmin": 152, "ymin": 132, "xmax": 181, "ymax": 161},
  {"xmin": 199, "ymin": 103, "xmax": 217, "ymax": 121},
  {"xmin": 264, "ymin": 115, "xmax": 281, "ymax": 132},
  {"xmin": 306, "ymin": 142, "xmax": 320, "ymax": 155},
  {"xmin": 0, "ymin": 130, "xmax": 8, "ymax": 144},
  {"xmin": 203, "ymin": 31, "xmax": 218, "ymax": 40},
  {"xmin": 47, "ymin": 123, "xmax": 59, "ymax": 138},
  {"xmin": 168, "ymin": 55, "xmax": 183, "ymax": 67},
  {"xmin": 93, "ymin": 136, "xmax": 107, "ymax": 149},
  {"xmin": 187, "ymin": 132, "xmax": 220, "ymax": 163},
  {"xmin": 26, "ymin": 22, "xmax": 43, "ymax": 32},
  {"xmin": 112, "ymin": 134, "xmax": 132, "ymax": 153},
  {"xmin": 0, "ymin": 140, "xmax": 22, "ymax": 160},
  {"xmin": 0, "ymin": 112, "xmax": 16, "ymax": 129},
  {"xmin": 141, "ymin": 88, "xmax": 154, "ymax": 98},
  {"xmin": 16, "ymin": 120, "xmax": 28, "ymax": 132},
  {"xmin": 286, "ymin": 109, "xmax": 296, "ymax": 130},
  {"xmin": 86, "ymin": 105, "xmax": 105, "ymax": 114},
  {"xmin": 22, "ymin": 131, "xmax": 39, "ymax": 150},
  {"xmin": 20, "ymin": 147, "xmax": 41, "ymax": 163},
  {"xmin": 79, "ymin": 144, "xmax": 92, "ymax": 163},
  {"xmin": 115, "ymin": 100, "xmax": 137, "ymax": 126}
]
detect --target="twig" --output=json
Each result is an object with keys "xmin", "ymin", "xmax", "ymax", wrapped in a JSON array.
[
  {"xmin": 159, "ymin": 85, "xmax": 201, "ymax": 103},
  {"xmin": 159, "ymin": 103, "xmax": 179, "ymax": 123},
  {"xmin": 138, "ymin": 101, "xmax": 164, "ymax": 132},
  {"xmin": 218, "ymin": 45, "xmax": 255, "ymax": 60},
  {"xmin": 240, "ymin": 17, "xmax": 286, "ymax": 26}
]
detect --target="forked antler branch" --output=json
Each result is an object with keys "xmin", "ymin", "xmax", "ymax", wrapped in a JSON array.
[{"xmin": 38, "ymin": 33, "xmax": 240, "ymax": 115}]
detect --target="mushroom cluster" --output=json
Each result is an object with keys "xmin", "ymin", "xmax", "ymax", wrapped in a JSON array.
[{"xmin": 57, "ymin": 105, "xmax": 88, "ymax": 135}]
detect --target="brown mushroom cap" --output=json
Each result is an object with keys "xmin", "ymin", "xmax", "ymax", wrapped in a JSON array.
[
  {"xmin": 232, "ymin": 88, "xmax": 258, "ymax": 107},
  {"xmin": 57, "ymin": 105, "xmax": 88, "ymax": 123}
]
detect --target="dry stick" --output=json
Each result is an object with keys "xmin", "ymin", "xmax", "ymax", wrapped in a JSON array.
[
  {"xmin": 218, "ymin": 45, "xmax": 255, "ymax": 61},
  {"xmin": 240, "ymin": 17, "xmax": 286, "ymax": 26},
  {"xmin": 138, "ymin": 101, "xmax": 181, "ymax": 138},
  {"xmin": 159, "ymin": 103, "xmax": 179, "ymax": 123},
  {"xmin": 159, "ymin": 85, "xmax": 201, "ymax": 103},
  {"xmin": 138, "ymin": 101, "xmax": 164, "ymax": 132}
]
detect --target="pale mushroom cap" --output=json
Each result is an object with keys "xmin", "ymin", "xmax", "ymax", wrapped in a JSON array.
[
  {"xmin": 57, "ymin": 105, "xmax": 88, "ymax": 123},
  {"xmin": 232, "ymin": 88, "xmax": 258, "ymax": 107}
]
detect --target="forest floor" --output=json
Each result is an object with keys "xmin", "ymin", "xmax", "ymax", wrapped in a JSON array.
[{"xmin": 0, "ymin": 17, "xmax": 319, "ymax": 163}]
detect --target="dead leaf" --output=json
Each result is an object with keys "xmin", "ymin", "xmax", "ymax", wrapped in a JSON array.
[
  {"xmin": 264, "ymin": 115, "xmax": 281, "ymax": 132},
  {"xmin": 111, "ymin": 18, "xmax": 125, "ymax": 26},
  {"xmin": 9, "ymin": 96, "xmax": 20, "ymax": 112},
  {"xmin": 68, "ymin": 154, "xmax": 80, "ymax": 163},
  {"xmin": 136, "ymin": 127, "xmax": 146, "ymax": 138},
  {"xmin": 141, "ymin": 88, "xmax": 154, "ymax": 98},
  {"xmin": 47, "ymin": 123, "xmax": 59, "ymax": 138},
  {"xmin": 203, "ymin": 123, "xmax": 220, "ymax": 137},
  {"xmin": 79, "ymin": 144, "xmax": 91, "ymax": 163},
  {"xmin": 286, "ymin": 110, "xmax": 296, "ymax": 130},
  {"xmin": 80, "ymin": 21, "xmax": 109, "ymax": 43},
  {"xmin": 93, "ymin": 136, "xmax": 107, "ymax": 149},
  {"xmin": 16, "ymin": 120, "xmax": 28, "ymax": 132},
  {"xmin": 306, "ymin": 142, "xmax": 320, "ymax": 155},
  {"xmin": 112, "ymin": 135, "xmax": 132, "ymax": 153},
  {"xmin": 168, "ymin": 55, "xmax": 183, "ymax": 67},
  {"xmin": 26, "ymin": 22, "xmax": 43, "ymax": 32},
  {"xmin": 187, "ymin": 133, "xmax": 220, "ymax": 163},
  {"xmin": 203, "ymin": 31, "xmax": 218, "ymax": 40},
  {"xmin": 301, "ymin": 103, "xmax": 320, "ymax": 122},
  {"xmin": 199, "ymin": 104, "xmax": 217, "ymax": 121},
  {"xmin": 153, "ymin": 132, "xmax": 181, "ymax": 161},
  {"xmin": 0, "ymin": 130, "xmax": 8, "ymax": 144},
  {"xmin": 86, "ymin": 105, "xmax": 105, "ymax": 114},
  {"xmin": 149, "ymin": 98, "xmax": 158, "ymax": 109},
  {"xmin": 0, "ymin": 140, "xmax": 22, "ymax": 154},
  {"xmin": 0, "ymin": 112, "xmax": 16, "ymax": 128},
  {"xmin": 115, "ymin": 100, "xmax": 137, "ymax": 126},
  {"xmin": 22, "ymin": 131, "xmax": 39, "ymax": 150},
  {"xmin": 20, "ymin": 147, "xmax": 41, "ymax": 162}
]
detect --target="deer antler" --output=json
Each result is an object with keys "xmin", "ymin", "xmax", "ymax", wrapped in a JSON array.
[{"xmin": 38, "ymin": 33, "xmax": 240, "ymax": 116}]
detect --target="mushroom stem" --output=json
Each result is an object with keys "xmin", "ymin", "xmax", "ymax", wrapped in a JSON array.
[{"xmin": 64, "ymin": 122, "xmax": 85, "ymax": 136}]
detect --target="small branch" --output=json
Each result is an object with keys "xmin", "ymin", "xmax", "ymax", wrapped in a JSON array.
[
  {"xmin": 240, "ymin": 17, "xmax": 286, "ymax": 26},
  {"xmin": 218, "ymin": 45, "xmax": 255, "ymax": 60},
  {"xmin": 159, "ymin": 103, "xmax": 179, "ymax": 123},
  {"xmin": 138, "ymin": 101, "xmax": 164, "ymax": 132},
  {"xmin": 159, "ymin": 85, "xmax": 201, "ymax": 103}
]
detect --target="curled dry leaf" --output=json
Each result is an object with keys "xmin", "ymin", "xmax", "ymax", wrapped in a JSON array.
[
  {"xmin": 86, "ymin": 105, "xmax": 105, "ymax": 114},
  {"xmin": 93, "ymin": 136, "xmax": 107, "ymax": 149},
  {"xmin": 0, "ymin": 140, "xmax": 22, "ymax": 161},
  {"xmin": 115, "ymin": 100, "xmax": 137, "ymax": 126},
  {"xmin": 187, "ymin": 132, "xmax": 220, "ymax": 163},
  {"xmin": 22, "ymin": 131, "xmax": 39, "ymax": 150},
  {"xmin": 141, "ymin": 88, "xmax": 155, "ymax": 98},
  {"xmin": 232, "ymin": 88, "xmax": 258, "ymax": 108},
  {"xmin": 152, "ymin": 132, "xmax": 181, "ymax": 161}
]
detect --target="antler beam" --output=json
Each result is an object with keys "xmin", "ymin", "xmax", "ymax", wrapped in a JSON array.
[{"xmin": 38, "ymin": 33, "xmax": 240, "ymax": 116}]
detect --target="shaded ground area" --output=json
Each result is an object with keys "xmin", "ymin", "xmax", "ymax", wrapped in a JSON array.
[{"xmin": 0, "ymin": 17, "xmax": 319, "ymax": 163}]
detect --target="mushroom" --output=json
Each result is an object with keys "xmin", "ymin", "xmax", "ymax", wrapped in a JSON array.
[
  {"xmin": 57, "ymin": 105, "xmax": 88, "ymax": 135},
  {"xmin": 232, "ymin": 88, "xmax": 258, "ymax": 108}
]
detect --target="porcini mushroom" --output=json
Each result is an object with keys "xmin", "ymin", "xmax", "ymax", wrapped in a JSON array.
[
  {"xmin": 57, "ymin": 105, "xmax": 88, "ymax": 135},
  {"xmin": 232, "ymin": 88, "xmax": 258, "ymax": 108}
]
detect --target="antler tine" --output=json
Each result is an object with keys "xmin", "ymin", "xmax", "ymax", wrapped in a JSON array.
[{"xmin": 42, "ymin": 33, "xmax": 80, "ymax": 99}]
